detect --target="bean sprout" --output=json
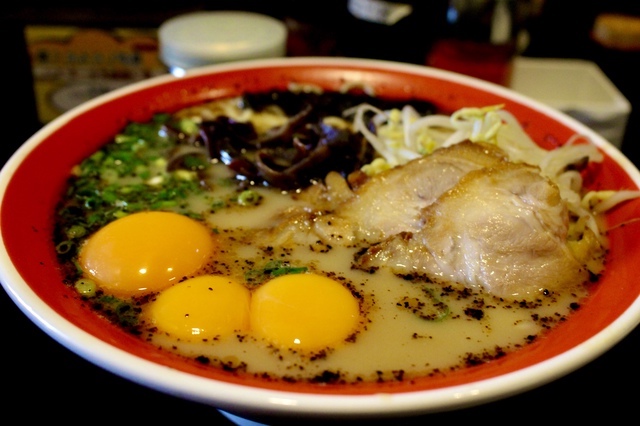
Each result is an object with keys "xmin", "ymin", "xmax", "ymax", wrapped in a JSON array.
[{"xmin": 345, "ymin": 103, "xmax": 640, "ymax": 245}]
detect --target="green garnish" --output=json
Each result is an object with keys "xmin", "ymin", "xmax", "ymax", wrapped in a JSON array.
[
  {"xmin": 95, "ymin": 295, "xmax": 139, "ymax": 328},
  {"xmin": 236, "ymin": 189, "xmax": 262, "ymax": 206},
  {"xmin": 245, "ymin": 260, "xmax": 308, "ymax": 285},
  {"xmin": 54, "ymin": 114, "xmax": 208, "ymax": 259},
  {"xmin": 174, "ymin": 117, "xmax": 200, "ymax": 136},
  {"xmin": 74, "ymin": 278, "xmax": 97, "ymax": 297},
  {"xmin": 182, "ymin": 155, "xmax": 209, "ymax": 170},
  {"xmin": 397, "ymin": 287, "xmax": 450, "ymax": 322}
]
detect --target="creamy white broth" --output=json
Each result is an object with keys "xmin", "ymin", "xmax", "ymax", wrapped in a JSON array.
[
  {"xmin": 55, "ymin": 90, "xmax": 598, "ymax": 386},
  {"xmin": 141, "ymin": 162, "xmax": 586, "ymax": 383}
]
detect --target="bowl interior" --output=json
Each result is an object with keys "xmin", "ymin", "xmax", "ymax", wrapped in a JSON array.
[{"xmin": 2, "ymin": 58, "xmax": 640, "ymax": 413}]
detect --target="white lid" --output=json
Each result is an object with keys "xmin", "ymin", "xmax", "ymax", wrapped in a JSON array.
[{"xmin": 159, "ymin": 11, "xmax": 288, "ymax": 69}]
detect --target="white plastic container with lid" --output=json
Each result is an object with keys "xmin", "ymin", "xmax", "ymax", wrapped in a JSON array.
[{"xmin": 159, "ymin": 11, "xmax": 288, "ymax": 76}]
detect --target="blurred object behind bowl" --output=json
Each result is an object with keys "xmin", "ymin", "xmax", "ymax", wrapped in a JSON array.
[
  {"xmin": 426, "ymin": 0, "xmax": 533, "ymax": 86},
  {"xmin": 158, "ymin": 11, "xmax": 288, "ymax": 76},
  {"xmin": 509, "ymin": 57, "xmax": 631, "ymax": 148}
]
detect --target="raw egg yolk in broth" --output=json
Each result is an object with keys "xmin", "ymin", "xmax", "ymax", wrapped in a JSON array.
[
  {"xmin": 78, "ymin": 211, "xmax": 216, "ymax": 298},
  {"xmin": 145, "ymin": 275, "xmax": 251, "ymax": 340},
  {"xmin": 250, "ymin": 273, "xmax": 360, "ymax": 352},
  {"xmin": 146, "ymin": 272, "xmax": 361, "ymax": 350}
]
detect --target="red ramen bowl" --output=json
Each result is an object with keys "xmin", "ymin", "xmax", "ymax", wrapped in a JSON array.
[{"xmin": 1, "ymin": 57, "xmax": 639, "ymax": 423}]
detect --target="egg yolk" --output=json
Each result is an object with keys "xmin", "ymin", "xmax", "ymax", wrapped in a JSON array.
[
  {"xmin": 145, "ymin": 275, "xmax": 250, "ymax": 340},
  {"xmin": 78, "ymin": 211, "xmax": 215, "ymax": 298},
  {"xmin": 250, "ymin": 273, "xmax": 360, "ymax": 352}
]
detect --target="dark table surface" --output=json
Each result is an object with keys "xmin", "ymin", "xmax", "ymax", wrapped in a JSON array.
[{"xmin": 2, "ymin": 5, "xmax": 640, "ymax": 422}]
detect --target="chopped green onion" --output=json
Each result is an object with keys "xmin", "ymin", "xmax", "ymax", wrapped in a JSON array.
[
  {"xmin": 237, "ymin": 190, "xmax": 262, "ymax": 206},
  {"xmin": 175, "ymin": 118, "xmax": 200, "ymax": 136},
  {"xmin": 245, "ymin": 260, "xmax": 308, "ymax": 285},
  {"xmin": 397, "ymin": 287, "xmax": 450, "ymax": 322},
  {"xmin": 56, "ymin": 240, "xmax": 74, "ymax": 255},
  {"xmin": 65, "ymin": 225, "xmax": 87, "ymax": 239},
  {"xmin": 75, "ymin": 278, "xmax": 97, "ymax": 297}
]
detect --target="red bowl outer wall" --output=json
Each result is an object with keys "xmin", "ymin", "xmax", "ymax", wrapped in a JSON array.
[{"xmin": 2, "ymin": 62, "xmax": 640, "ymax": 395}]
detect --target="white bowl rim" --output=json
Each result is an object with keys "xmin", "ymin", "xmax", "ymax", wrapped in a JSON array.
[{"xmin": 2, "ymin": 56, "xmax": 640, "ymax": 419}]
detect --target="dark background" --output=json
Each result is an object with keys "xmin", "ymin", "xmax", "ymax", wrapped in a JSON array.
[{"xmin": 1, "ymin": 2, "xmax": 639, "ymax": 424}]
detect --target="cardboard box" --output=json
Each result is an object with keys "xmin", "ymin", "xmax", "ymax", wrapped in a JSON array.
[{"xmin": 26, "ymin": 25, "xmax": 168, "ymax": 123}]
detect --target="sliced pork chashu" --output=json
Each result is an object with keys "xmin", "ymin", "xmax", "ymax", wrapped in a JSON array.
[
  {"xmin": 355, "ymin": 162, "xmax": 590, "ymax": 299},
  {"xmin": 312, "ymin": 141, "xmax": 508, "ymax": 244},
  {"xmin": 264, "ymin": 141, "xmax": 508, "ymax": 247}
]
